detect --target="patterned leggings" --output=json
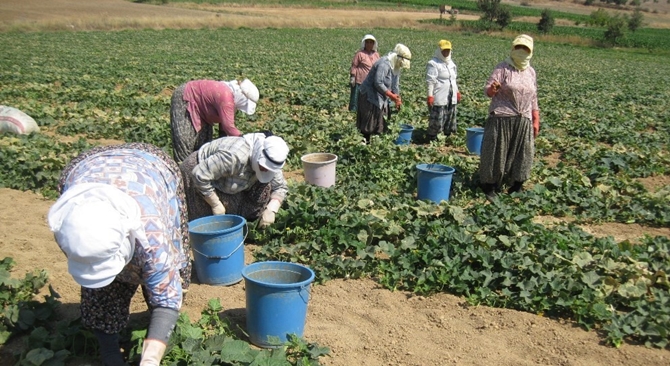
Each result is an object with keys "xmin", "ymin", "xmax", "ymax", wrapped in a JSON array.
[{"xmin": 170, "ymin": 84, "xmax": 213, "ymax": 163}]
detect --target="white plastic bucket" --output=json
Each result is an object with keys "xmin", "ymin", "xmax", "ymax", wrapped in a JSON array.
[{"xmin": 301, "ymin": 153, "xmax": 338, "ymax": 188}]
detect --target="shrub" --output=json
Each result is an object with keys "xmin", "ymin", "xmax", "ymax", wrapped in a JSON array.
[
  {"xmin": 604, "ymin": 15, "xmax": 628, "ymax": 45},
  {"xmin": 588, "ymin": 8, "xmax": 611, "ymax": 27},
  {"xmin": 538, "ymin": 9, "xmax": 556, "ymax": 33},
  {"xmin": 628, "ymin": 8, "xmax": 645, "ymax": 31}
]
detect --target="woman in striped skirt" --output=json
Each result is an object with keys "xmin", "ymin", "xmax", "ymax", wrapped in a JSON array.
[{"xmin": 479, "ymin": 34, "xmax": 540, "ymax": 201}]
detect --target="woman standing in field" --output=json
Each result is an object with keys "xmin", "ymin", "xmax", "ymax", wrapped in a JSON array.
[
  {"xmin": 425, "ymin": 39, "xmax": 461, "ymax": 142},
  {"xmin": 47, "ymin": 143, "xmax": 192, "ymax": 366},
  {"xmin": 170, "ymin": 78, "xmax": 259, "ymax": 163},
  {"xmin": 180, "ymin": 132, "xmax": 289, "ymax": 229},
  {"xmin": 479, "ymin": 34, "xmax": 540, "ymax": 201},
  {"xmin": 357, "ymin": 43, "xmax": 412, "ymax": 144},
  {"xmin": 349, "ymin": 34, "xmax": 380, "ymax": 112}
]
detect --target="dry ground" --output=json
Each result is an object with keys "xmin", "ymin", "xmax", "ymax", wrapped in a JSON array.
[
  {"xmin": 1, "ymin": 1, "xmax": 670, "ymax": 365},
  {"xmin": 2, "ymin": 0, "xmax": 670, "ymax": 31}
]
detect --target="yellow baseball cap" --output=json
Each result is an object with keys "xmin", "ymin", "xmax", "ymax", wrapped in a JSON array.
[{"xmin": 438, "ymin": 40, "xmax": 452, "ymax": 50}]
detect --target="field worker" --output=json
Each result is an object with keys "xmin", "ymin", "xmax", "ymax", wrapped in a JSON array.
[
  {"xmin": 348, "ymin": 34, "xmax": 380, "ymax": 112},
  {"xmin": 180, "ymin": 132, "xmax": 289, "ymax": 228},
  {"xmin": 170, "ymin": 78, "xmax": 260, "ymax": 163},
  {"xmin": 47, "ymin": 143, "xmax": 192, "ymax": 366},
  {"xmin": 479, "ymin": 34, "xmax": 540, "ymax": 201},
  {"xmin": 426, "ymin": 39, "xmax": 461, "ymax": 142},
  {"xmin": 357, "ymin": 43, "xmax": 412, "ymax": 144}
]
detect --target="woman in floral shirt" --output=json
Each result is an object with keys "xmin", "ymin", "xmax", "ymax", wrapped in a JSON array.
[
  {"xmin": 479, "ymin": 34, "xmax": 540, "ymax": 201},
  {"xmin": 48, "ymin": 143, "xmax": 191, "ymax": 366}
]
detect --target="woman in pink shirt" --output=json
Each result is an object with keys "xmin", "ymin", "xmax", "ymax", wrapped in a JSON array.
[
  {"xmin": 170, "ymin": 79, "xmax": 259, "ymax": 163},
  {"xmin": 349, "ymin": 34, "xmax": 380, "ymax": 112},
  {"xmin": 479, "ymin": 34, "xmax": 540, "ymax": 201}
]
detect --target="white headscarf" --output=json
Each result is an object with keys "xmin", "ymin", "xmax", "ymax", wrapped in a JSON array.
[
  {"xmin": 434, "ymin": 48, "xmax": 452, "ymax": 63},
  {"xmin": 360, "ymin": 34, "xmax": 378, "ymax": 52},
  {"xmin": 48, "ymin": 183, "xmax": 145, "ymax": 289},
  {"xmin": 507, "ymin": 34, "xmax": 534, "ymax": 71},
  {"xmin": 223, "ymin": 79, "xmax": 259, "ymax": 115},
  {"xmin": 388, "ymin": 43, "xmax": 412, "ymax": 75}
]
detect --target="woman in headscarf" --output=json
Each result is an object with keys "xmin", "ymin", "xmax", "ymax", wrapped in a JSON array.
[
  {"xmin": 426, "ymin": 39, "xmax": 461, "ymax": 142},
  {"xmin": 180, "ymin": 132, "xmax": 289, "ymax": 228},
  {"xmin": 356, "ymin": 43, "xmax": 412, "ymax": 144},
  {"xmin": 170, "ymin": 78, "xmax": 260, "ymax": 163},
  {"xmin": 349, "ymin": 34, "xmax": 380, "ymax": 112},
  {"xmin": 478, "ymin": 34, "xmax": 540, "ymax": 201},
  {"xmin": 47, "ymin": 143, "xmax": 192, "ymax": 366}
]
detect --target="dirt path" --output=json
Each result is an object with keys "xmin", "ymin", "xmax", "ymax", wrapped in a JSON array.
[{"xmin": 1, "ymin": 187, "xmax": 668, "ymax": 365}]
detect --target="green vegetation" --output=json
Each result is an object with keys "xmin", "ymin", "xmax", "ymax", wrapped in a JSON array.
[{"xmin": 1, "ymin": 26, "xmax": 669, "ymax": 353}]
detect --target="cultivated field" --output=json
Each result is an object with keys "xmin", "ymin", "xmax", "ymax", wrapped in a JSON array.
[{"xmin": 1, "ymin": 1, "xmax": 669, "ymax": 365}]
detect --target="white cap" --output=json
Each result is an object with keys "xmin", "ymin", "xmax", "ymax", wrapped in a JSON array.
[
  {"xmin": 256, "ymin": 136, "xmax": 289, "ymax": 183},
  {"xmin": 47, "ymin": 183, "xmax": 141, "ymax": 289},
  {"xmin": 51, "ymin": 200, "xmax": 132, "ymax": 288},
  {"xmin": 361, "ymin": 34, "xmax": 378, "ymax": 51}
]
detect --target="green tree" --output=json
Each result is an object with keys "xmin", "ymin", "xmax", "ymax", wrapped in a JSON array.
[
  {"xmin": 537, "ymin": 9, "xmax": 555, "ymax": 33},
  {"xmin": 604, "ymin": 15, "xmax": 628, "ymax": 45},
  {"xmin": 477, "ymin": 0, "xmax": 500, "ymax": 22},
  {"xmin": 477, "ymin": 0, "xmax": 513, "ymax": 29},
  {"xmin": 495, "ymin": 5, "xmax": 513, "ymax": 28},
  {"xmin": 588, "ymin": 8, "xmax": 611, "ymax": 27},
  {"xmin": 628, "ymin": 8, "xmax": 644, "ymax": 31}
]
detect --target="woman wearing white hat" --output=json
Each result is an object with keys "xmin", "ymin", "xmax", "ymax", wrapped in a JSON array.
[
  {"xmin": 170, "ymin": 78, "xmax": 260, "ymax": 163},
  {"xmin": 479, "ymin": 34, "xmax": 540, "ymax": 201},
  {"xmin": 349, "ymin": 34, "xmax": 380, "ymax": 112},
  {"xmin": 47, "ymin": 143, "xmax": 191, "ymax": 366},
  {"xmin": 357, "ymin": 43, "xmax": 412, "ymax": 144},
  {"xmin": 180, "ymin": 132, "xmax": 289, "ymax": 228}
]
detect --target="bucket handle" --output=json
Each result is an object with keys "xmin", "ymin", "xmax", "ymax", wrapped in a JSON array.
[
  {"xmin": 192, "ymin": 223, "xmax": 248, "ymax": 260},
  {"xmin": 299, "ymin": 284, "xmax": 311, "ymax": 304}
]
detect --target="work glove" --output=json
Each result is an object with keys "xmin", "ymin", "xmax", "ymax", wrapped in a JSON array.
[
  {"xmin": 457, "ymin": 91, "xmax": 462, "ymax": 103},
  {"xmin": 259, "ymin": 199, "xmax": 281, "ymax": 229},
  {"xmin": 427, "ymin": 96, "xmax": 434, "ymax": 108},
  {"xmin": 140, "ymin": 339, "xmax": 167, "ymax": 366},
  {"xmin": 385, "ymin": 90, "xmax": 402, "ymax": 109},
  {"xmin": 349, "ymin": 76, "xmax": 356, "ymax": 88},
  {"xmin": 532, "ymin": 110, "xmax": 540, "ymax": 138},
  {"xmin": 203, "ymin": 191, "xmax": 226, "ymax": 215},
  {"xmin": 385, "ymin": 90, "xmax": 401, "ymax": 105}
]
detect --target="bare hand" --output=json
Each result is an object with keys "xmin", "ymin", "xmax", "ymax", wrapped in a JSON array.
[{"xmin": 491, "ymin": 81, "xmax": 501, "ymax": 92}]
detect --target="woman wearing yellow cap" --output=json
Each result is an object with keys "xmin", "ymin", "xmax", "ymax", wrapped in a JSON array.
[
  {"xmin": 479, "ymin": 34, "xmax": 540, "ymax": 201},
  {"xmin": 426, "ymin": 39, "xmax": 461, "ymax": 142}
]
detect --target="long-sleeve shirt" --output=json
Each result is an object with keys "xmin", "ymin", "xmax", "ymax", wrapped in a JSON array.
[
  {"xmin": 183, "ymin": 80, "xmax": 241, "ymax": 137},
  {"xmin": 426, "ymin": 55, "xmax": 459, "ymax": 106},
  {"xmin": 61, "ymin": 148, "xmax": 186, "ymax": 311},
  {"xmin": 350, "ymin": 50, "xmax": 380, "ymax": 85},
  {"xmin": 484, "ymin": 61, "xmax": 538, "ymax": 119},
  {"xmin": 359, "ymin": 57, "xmax": 400, "ymax": 109},
  {"xmin": 192, "ymin": 136, "xmax": 288, "ymax": 204}
]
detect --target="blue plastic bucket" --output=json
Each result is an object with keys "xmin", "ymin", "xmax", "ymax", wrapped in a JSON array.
[
  {"xmin": 416, "ymin": 163, "xmax": 456, "ymax": 204},
  {"xmin": 188, "ymin": 215, "xmax": 247, "ymax": 286},
  {"xmin": 465, "ymin": 127, "xmax": 485, "ymax": 155},
  {"xmin": 395, "ymin": 124, "xmax": 415, "ymax": 145},
  {"xmin": 242, "ymin": 261, "xmax": 315, "ymax": 348}
]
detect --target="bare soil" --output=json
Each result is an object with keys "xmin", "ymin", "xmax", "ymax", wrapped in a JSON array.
[{"xmin": 1, "ymin": 1, "xmax": 670, "ymax": 365}]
